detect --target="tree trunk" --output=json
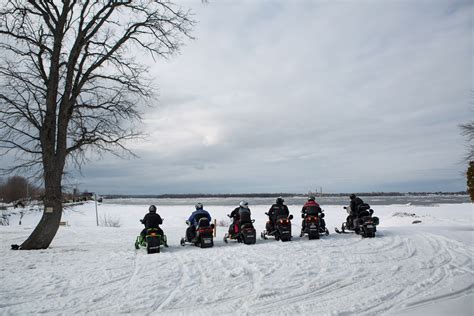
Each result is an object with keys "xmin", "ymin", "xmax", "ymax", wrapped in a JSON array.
[{"xmin": 20, "ymin": 170, "xmax": 63, "ymax": 250}]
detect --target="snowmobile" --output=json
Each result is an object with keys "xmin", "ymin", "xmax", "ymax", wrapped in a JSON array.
[
  {"xmin": 335, "ymin": 204, "xmax": 379, "ymax": 238},
  {"xmin": 180, "ymin": 217, "xmax": 215, "ymax": 248},
  {"xmin": 135, "ymin": 227, "xmax": 168, "ymax": 254},
  {"xmin": 224, "ymin": 214, "xmax": 257, "ymax": 245},
  {"xmin": 261, "ymin": 214, "xmax": 294, "ymax": 242},
  {"xmin": 300, "ymin": 209, "xmax": 329, "ymax": 239}
]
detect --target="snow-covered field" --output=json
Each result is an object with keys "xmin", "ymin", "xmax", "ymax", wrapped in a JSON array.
[{"xmin": 1, "ymin": 201, "xmax": 473, "ymax": 315}]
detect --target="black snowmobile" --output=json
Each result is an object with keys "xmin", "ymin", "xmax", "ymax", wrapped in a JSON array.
[
  {"xmin": 135, "ymin": 226, "xmax": 168, "ymax": 254},
  {"xmin": 335, "ymin": 204, "xmax": 379, "ymax": 238},
  {"xmin": 300, "ymin": 207, "xmax": 329, "ymax": 240},
  {"xmin": 180, "ymin": 217, "xmax": 215, "ymax": 248},
  {"xmin": 224, "ymin": 214, "xmax": 257, "ymax": 245},
  {"xmin": 261, "ymin": 213, "xmax": 294, "ymax": 242}
]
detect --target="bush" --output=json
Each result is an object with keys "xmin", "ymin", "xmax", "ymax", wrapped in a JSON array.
[
  {"xmin": 100, "ymin": 213, "xmax": 121, "ymax": 228},
  {"xmin": 217, "ymin": 218, "xmax": 230, "ymax": 227},
  {"xmin": 0, "ymin": 210, "xmax": 9, "ymax": 226}
]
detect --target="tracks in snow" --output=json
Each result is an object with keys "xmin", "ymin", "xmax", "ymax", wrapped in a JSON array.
[
  {"xmin": 140, "ymin": 229, "xmax": 473, "ymax": 315},
  {"xmin": 1, "ymin": 227, "xmax": 472, "ymax": 315}
]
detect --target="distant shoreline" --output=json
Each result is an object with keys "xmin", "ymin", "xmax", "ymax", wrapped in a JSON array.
[{"xmin": 102, "ymin": 191, "xmax": 468, "ymax": 199}]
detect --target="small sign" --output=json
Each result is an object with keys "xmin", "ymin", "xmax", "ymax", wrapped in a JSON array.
[{"xmin": 45, "ymin": 207, "xmax": 53, "ymax": 213}]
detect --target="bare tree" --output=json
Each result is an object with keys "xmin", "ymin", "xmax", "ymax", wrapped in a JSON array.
[
  {"xmin": 1, "ymin": 175, "xmax": 28, "ymax": 203},
  {"xmin": 460, "ymin": 121, "xmax": 474, "ymax": 161},
  {"xmin": 0, "ymin": 0, "xmax": 193, "ymax": 249},
  {"xmin": 467, "ymin": 161, "xmax": 474, "ymax": 202},
  {"xmin": 460, "ymin": 121, "xmax": 474, "ymax": 201}
]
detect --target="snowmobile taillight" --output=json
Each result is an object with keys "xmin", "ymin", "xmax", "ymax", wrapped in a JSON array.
[
  {"xmin": 279, "ymin": 219, "xmax": 288, "ymax": 224},
  {"xmin": 198, "ymin": 227, "xmax": 213, "ymax": 234}
]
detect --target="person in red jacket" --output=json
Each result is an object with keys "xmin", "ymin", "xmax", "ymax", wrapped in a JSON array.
[
  {"xmin": 302, "ymin": 195, "xmax": 320, "ymax": 213},
  {"xmin": 301, "ymin": 196, "xmax": 326, "ymax": 232}
]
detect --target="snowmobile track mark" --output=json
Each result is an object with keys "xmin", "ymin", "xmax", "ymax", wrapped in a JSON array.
[{"xmin": 153, "ymin": 256, "xmax": 186, "ymax": 312}]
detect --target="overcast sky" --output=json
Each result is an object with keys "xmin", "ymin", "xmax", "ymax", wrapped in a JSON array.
[{"xmin": 67, "ymin": 0, "xmax": 473, "ymax": 194}]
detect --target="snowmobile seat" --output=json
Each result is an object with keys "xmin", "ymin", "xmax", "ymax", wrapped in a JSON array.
[
  {"xmin": 240, "ymin": 222, "xmax": 254, "ymax": 230},
  {"xmin": 197, "ymin": 217, "xmax": 210, "ymax": 228}
]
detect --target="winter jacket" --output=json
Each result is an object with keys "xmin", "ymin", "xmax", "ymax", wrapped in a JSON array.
[
  {"xmin": 229, "ymin": 207, "xmax": 240, "ymax": 222},
  {"xmin": 268, "ymin": 203, "xmax": 289, "ymax": 220},
  {"xmin": 142, "ymin": 212, "xmax": 163, "ymax": 229},
  {"xmin": 188, "ymin": 209, "xmax": 211, "ymax": 227},
  {"xmin": 230, "ymin": 207, "xmax": 252, "ymax": 224},
  {"xmin": 301, "ymin": 200, "xmax": 321, "ymax": 215},
  {"xmin": 350, "ymin": 197, "xmax": 364, "ymax": 216}
]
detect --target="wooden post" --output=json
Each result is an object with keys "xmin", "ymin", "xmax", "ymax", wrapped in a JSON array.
[
  {"xmin": 95, "ymin": 194, "xmax": 99, "ymax": 226},
  {"xmin": 213, "ymin": 219, "xmax": 217, "ymax": 237}
]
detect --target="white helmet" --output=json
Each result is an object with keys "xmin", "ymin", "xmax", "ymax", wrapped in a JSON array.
[{"xmin": 239, "ymin": 200, "xmax": 249, "ymax": 208}]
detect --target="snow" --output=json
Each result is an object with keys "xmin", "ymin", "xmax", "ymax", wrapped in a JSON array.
[{"xmin": 1, "ymin": 201, "xmax": 473, "ymax": 315}]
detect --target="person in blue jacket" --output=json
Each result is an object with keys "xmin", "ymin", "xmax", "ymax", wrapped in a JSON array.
[{"xmin": 186, "ymin": 202, "xmax": 212, "ymax": 241}]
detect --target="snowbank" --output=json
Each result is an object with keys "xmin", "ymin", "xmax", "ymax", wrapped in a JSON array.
[{"xmin": 1, "ymin": 202, "xmax": 472, "ymax": 315}]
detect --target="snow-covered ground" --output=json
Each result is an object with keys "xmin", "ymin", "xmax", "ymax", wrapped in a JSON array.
[{"xmin": 1, "ymin": 201, "xmax": 473, "ymax": 315}]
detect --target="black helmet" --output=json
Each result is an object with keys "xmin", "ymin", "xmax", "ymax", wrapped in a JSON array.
[
  {"xmin": 149, "ymin": 205, "xmax": 157, "ymax": 212},
  {"xmin": 349, "ymin": 194, "xmax": 356, "ymax": 200},
  {"xmin": 308, "ymin": 195, "xmax": 316, "ymax": 201},
  {"xmin": 195, "ymin": 202, "xmax": 203, "ymax": 210},
  {"xmin": 276, "ymin": 197, "xmax": 284, "ymax": 204}
]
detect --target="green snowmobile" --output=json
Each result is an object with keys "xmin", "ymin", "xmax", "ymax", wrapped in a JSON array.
[{"xmin": 135, "ymin": 228, "xmax": 168, "ymax": 254}]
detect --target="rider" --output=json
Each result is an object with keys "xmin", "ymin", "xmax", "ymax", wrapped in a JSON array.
[
  {"xmin": 228, "ymin": 200, "xmax": 251, "ymax": 235},
  {"xmin": 301, "ymin": 195, "xmax": 326, "ymax": 231},
  {"xmin": 267, "ymin": 197, "xmax": 290, "ymax": 232},
  {"xmin": 186, "ymin": 202, "xmax": 212, "ymax": 241},
  {"xmin": 348, "ymin": 194, "xmax": 365, "ymax": 229},
  {"xmin": 140, "ymin": 205, "xmax": 164, "ymax": 240}
]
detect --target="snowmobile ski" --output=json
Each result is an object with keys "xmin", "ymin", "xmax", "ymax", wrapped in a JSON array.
[{"xmin": 334, "ymin": 227, "xmax": 351, "ymax": 234}]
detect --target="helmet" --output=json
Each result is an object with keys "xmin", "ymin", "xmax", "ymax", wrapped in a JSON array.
[
  {"xmin": 195, "ymin": 202, "xmax": 203, "ymax": 210},
  {"xmin": 239, "ymin": 200, "xmax": 249, "ymax": 208},
  {"xmin": 276, "ymin": 197, "xmax": 284, "ymax": 204},
  {"xmin": 349, "ymin": 194, "xmax": 356, "ymax": 200},
  {"xmin": 149, "ymin": 205, "xmax": 157, "ymax": 212},
  {"xmin": 308, "ymin": 195, "xmax": 316, "ymax": 201}
]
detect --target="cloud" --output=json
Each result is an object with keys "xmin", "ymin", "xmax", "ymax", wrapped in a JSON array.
[{"xmin": 65, "ymin": 0, "xmax": 472, "ymax": 194}]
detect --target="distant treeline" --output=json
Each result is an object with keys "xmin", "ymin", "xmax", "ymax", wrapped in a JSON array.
[
  {"xmin": 104, "ymin": 193, "xmax": 297, "ymax": 199},
  {"xmin": 103, "ymin": 191, "xmax": 468, "ymax": 199}
]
